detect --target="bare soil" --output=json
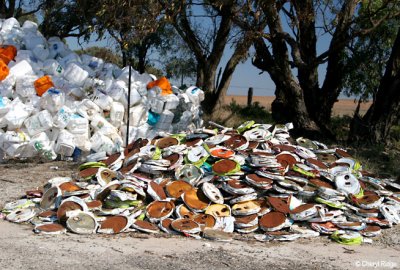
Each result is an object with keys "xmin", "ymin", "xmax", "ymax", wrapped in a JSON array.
[
  {"xmin": 0, "ymin": 161, "xmax": 399, "ymax": 270},
  {"xmin": 223, "ymin": 95, "xmax": 372, "ymax": 116}
]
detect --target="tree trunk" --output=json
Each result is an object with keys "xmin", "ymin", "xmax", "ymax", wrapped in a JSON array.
[{"xmin": 349, "ymin": 28, "xmax": 400, "ymax": 144}]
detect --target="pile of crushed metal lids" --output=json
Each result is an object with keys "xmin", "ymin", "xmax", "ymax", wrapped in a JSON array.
[{"xmin": 2, "ymin": 121, "xmax": 400, "ymax": 244}]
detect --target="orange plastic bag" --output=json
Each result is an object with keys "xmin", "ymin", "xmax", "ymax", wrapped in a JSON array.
[
  {"xmin": 34, "ymin": 75, "xmax": 55, "ymax": 96},
  {"xmin": 0, "ymin": 45, "xmax": 17, "ymax": 65},
  {"xmin": 0, "ymin": 59, "xmax": 10, "ymax": 81},
  {"xmin": 147, "ymin": 76, "xmax": 173, "ymax": 96}
]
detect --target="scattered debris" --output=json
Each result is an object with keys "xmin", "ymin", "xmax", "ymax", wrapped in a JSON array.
[{"xmin": 1, "ymin": 120, "xmax": 399, "ymax": 245}]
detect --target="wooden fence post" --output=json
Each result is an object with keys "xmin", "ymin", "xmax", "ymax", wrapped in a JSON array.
[{"xmin": 247, "ymin": 87, "xmax": 253, "ymax": 107}]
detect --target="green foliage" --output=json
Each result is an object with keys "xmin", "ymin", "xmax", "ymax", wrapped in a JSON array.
[{"xmin": 342, "ymin": 3, "xmax": 400, "ymax": 101}]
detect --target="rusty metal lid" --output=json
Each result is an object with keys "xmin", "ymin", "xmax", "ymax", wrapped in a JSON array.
[
  {"xmin": 182, "ymin": 188, "xmax": 210, "ymax": 212},
  {"xmin": 212, "ymin": 159, "xmax": 238, "ymax": 175},
  {"xmin": 166, "ymin": 180, "xmax": 193, "ymax": 199},
  {"xmin": 267, "ymin": 197, "xmax": 290, "ymax": 214},
  {"xmin": 147, "ymin": 181, "xmax": 167, "ymax": 201},
  {"xmin": 146, "ymin": 201, "xmax": 175, "ymax": 220},
  {"xmin": 34, "ymin": 223, "xmax": 66, "ymax": 234},
  {"xmin": 100, "ymin": 215, "xmax": 128, "ymax": 234},
  {"xmin": 259, "ymin": 211, "xmax": 287, "ymax": 231},
  {"xmin": 223, "ymin": 134, "xmax": 248, "ymax": 150},
  {"xmin": 57, "ymin": 201, "xmax": 83, "ymax": 223},
  {"xmin": 132, "ymin": 220, "xmax": 159, "ymax": 233},
  {"xmin": 193, "ymin": 214, "xmax": 216, "ymax": 231},
  {"xmin": 155, "ymin": 137, "xmax": 179, "ymax": 149},
  {"xmin": 171, "ymin": 218, "xmax": 200, "ymax": 234}
]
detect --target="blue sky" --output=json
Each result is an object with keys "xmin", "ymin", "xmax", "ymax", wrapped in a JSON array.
[{"xmin": 65, "ymin": 3, "xmax": 352, "ymax": 99}]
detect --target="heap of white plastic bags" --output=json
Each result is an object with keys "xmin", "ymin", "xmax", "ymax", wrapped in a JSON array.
[{"xmin": 0, "ymin": 18, "xmax": 204, "ymax": 161}]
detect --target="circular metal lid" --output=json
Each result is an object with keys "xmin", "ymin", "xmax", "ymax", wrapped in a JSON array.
[
  {"xmin": 193, "ymin": 214, "xmax": 216, "ymax": 231},
  {"xmin": 171, "ymin": 218, "xmax": 200, "ymax": 233},
  {"xmin": 66, "ymin": 212, "xmax": 97, "ymax": 234},
  {"xmin": 34, "ymin": 223, "xmax": 66, "ymax": 234},
  {"xmin": 57, "ymin": 201, "xmax": 83, "ymax": 223},
  {"xmin": 259, "ymin": 211, "xmax": 286, "ymax": 230},
  {"xmin": 155, "ymin": 137, "xmax": 179, "ymax": 149},
  {"xmin": 146, "ymin": 201, "xmax": 175, "ymax": 220},
  {"xmin": 40, "ymin": 186, "xmax": 61, "ymax": 210},
  {"xmin": 132, "ymin": 220, "xmax": 159, "ymax": 233},
  {"xmin": 267, "ymin": 197, "xmax": 290, "ymax": 214},
  {"xmin": 182, "ymin": 189, "xmax": 210, "ymax": 212},
  {"xmin": 166, "ymin": 181, "xmax": 193, "ymax": 199},
  {"xmin": 100, "ymin": 215, "xmax": 128, "ymax": 234},
  {"xmin": 212, "ymin": 159, "xmax": 239, "ymax": 175}
]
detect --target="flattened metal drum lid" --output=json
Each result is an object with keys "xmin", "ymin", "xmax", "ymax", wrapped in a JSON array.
[
  {"xmin": 185, "ymin": 138, "xmax": 203, "ymax": 147},
  {"xmin": 276, "ymin": 153, "xmax": 297, "ymax": 168},
  {"xmin": 234, "ymin": 213, "xmax": 258, "ymax": 224},
  {"xmin": 212, "ymin": 159, "xmax": 238, "ymax": 175},
  {"xmin": 59, "ymin": 182, "xmax": 81, "ymax": 193},
  {"xmin": 97, "ymin": 168, "xmax": 117, "ymax": 186},
  {"xmin": 223, "ymin": 134, "xmax": 247, "ymax": 149},
  {"xmin": 290, "ymin": 203, "xmax": 315, "ymax": 214},
  {"xmin": 267, "ymin": 197, "xmax": 290, "ymax": 214},
  {"xmin": 86, "ymin": 200, "xmax": 103, "ymax": 209},
  {"xmin": 259, "ymin": 212, "xmax": 286, "ymax": 230},
  {"xmin": 203, "ymin": 229, "xmax": 233, "ymax": 242},
  {"xmin": 356, "ymin": 193, "xmax": 381, "ymax": 205},
  {"xmin": 247, "ymin": 141, "xmax": 259, "ymax": 149},
  {"xmin": 183, "ymin": 188, "xmax": 210, "ymax": 212},
  {"xmin": 100, "ymin": 215, "xmax": 128, "ymax": 234},
  {"xmin": 148, "ymin": 181, "xmax": 167, "ymax": 200},
  {"xmin": 125, "ymin": 138, "xmax": 148, "ymax": 155},
  {"xmin": 362, "ymin": 225, "xmax": 381, "ymax": 233},
  {"xmin": 306, "ymin": 158, "xmax": 328, "ymax": 169},
  {"xmin": 57, "ymin": 201, "xmax": 83, "ymax": 223},
  {"xmin": 160, "ymin": 218, "xmax": 175, "ymax": 233},
  {"xmin": 176, "ymin": 204, "xmax": 196, "ymax": 219},
  {"xmin": 79, "ymin": 167, "xmax": 99, "ymax": 179},
  {"xmin": 232, "ymin": 201, "xmax": 261, "ymax": 215},
  {"xmin": 210, "ymin": 148, "xmax": 235, "ymax": 159},
  {"xmin": 40, "ymin": 186, "xmax": 60, "ymax": 210},
  {"xmin": 132, "ymin": 220, "xmax": 159, "ymax": 233},
  {"xmin": 171, "ymin": 218, "xmax": 200, "ymax": 233},
  {"xmin": 246, "ymin": 174, "xmax": 273, "ymax": 185},
  {"xmin": 272, "ymin": 144, "xmax": 296, "ymax": 153},
  {"xmin": 66, "ymin": 212, "xmax": 97, "ymax": 234},
  {"xmin": 34, "ymin": 223, "xmax": 66, "ymax": 234},
  {"xmin": 6, "ymin": 208, "xmax": 35, "ymax": 223},
  {"xmin": 119, "ymin": 161, "xmax": 137, "ymax": 174},
  {"xmin": 335, "ymin": 148, "xmax": 352, "ymax": 158},
  {"xmin": 309, "ymin": 178, "xmax": 334, "ymax": 189},
  {"xmin": 103, "ymin": 152, "xmax": 122, "ymax": 166},
  {"xmin": 193, "ymin": 214, "xmax": 216, "ymax": 230},
  {"xmin": 166, "ymin": 180, "xmax": 193, "ymax": 198},
  {"xmin": 205, "ymin": 204, "xmax": 231, "ymax": 217},
  {"xmin": 156, "ymin": 137, "xmax": 179, "ymax": 149},
  {"xmin": 146, "ymin": 201, "xmax": 175, "ymax": 219},
  {"xmin": 38, "ymin": 210, "xmax": 57, "ymax": 218},
  {"xmin": 227, "ymin": 179, "xmax": 250, "ymax": 189},
  {"xmin": 164, "ymin": 153, "xmax": 181, "ymax": 167},
  {"xmin": 202, "ymin": 182, "xmax": 224, "ymax": 204},
  {"xmin": 95, "ymin": 182, "xmax": 120, "ymax": 201}
]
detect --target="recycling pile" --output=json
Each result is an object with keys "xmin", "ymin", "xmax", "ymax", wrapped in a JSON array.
[
  {"xmin": 0, "ymin": 17, "xmax": 203, "ymax": 161},
  {"xmin": 2, "ymin": 120, "xmax": 400, "ymax": 244}
]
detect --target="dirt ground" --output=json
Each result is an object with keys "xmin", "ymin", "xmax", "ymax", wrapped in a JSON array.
[
  {"xmin": 223, "ymin": 95, "xmax": 372, "ymax": 116},
  {"xmin": 0, "ymin": 161, "xmax": 399, "ymax": 270}
]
